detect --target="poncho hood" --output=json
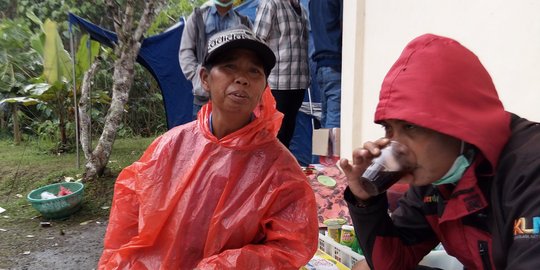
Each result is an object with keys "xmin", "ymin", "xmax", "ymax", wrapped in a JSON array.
[
  {"xmin": 98, "ymin": 86, "xmax": 318, "ymax": 269},
  {"xmin": 198, "ymin": 86, "xmax": 283, "ymax": 149}
]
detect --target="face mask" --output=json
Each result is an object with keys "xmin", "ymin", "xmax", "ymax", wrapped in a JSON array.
[
  {"xmin": 213, "ymin": 0, "xmax": 234, "ymax": 7},
  {"xmin": 432, "ymin": 154, "xmax": 470, "ymax": 186},
  {"xmin": 432, "ymin": 141, "xmax": 471, "ymax": 186}
]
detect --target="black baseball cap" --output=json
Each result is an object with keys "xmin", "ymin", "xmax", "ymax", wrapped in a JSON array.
[{"xmin": 203, "ymin": 25, "xmax": 276, "ymax": 76}]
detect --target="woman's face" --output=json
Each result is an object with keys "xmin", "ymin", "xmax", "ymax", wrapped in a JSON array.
[
  {"xmin": 200, "ymin": 48, "xmax": 267, "ymax": 118},
  {"xmin": 381, "ymin": 119, "xmax": 462, "ymax": 186}
]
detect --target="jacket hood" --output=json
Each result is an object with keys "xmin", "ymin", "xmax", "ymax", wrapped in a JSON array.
[
  {"xmin": 197, "ymin": 85, "xmax": 283, "ymax": 149},
  {"xmin": 375, "ymin": 34, "xmax": 510, "ymax": 170}
]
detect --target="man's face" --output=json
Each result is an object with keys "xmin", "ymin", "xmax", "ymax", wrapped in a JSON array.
[
  {"xmin": 200, "ymin": 48, "xmax": 267, "ymax": 118},
  {"xmin": 214, "ymin": 0, "xmax": 234, "ymax": 7},
  {"xmin": 380, "ymin": 119, "xmax": 462, "ymax": 186}
]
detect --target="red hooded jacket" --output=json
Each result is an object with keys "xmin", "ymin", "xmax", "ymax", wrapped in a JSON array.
[{"xmin": 346, "ymin": 34, "xmax": 540, "ymax": 269}]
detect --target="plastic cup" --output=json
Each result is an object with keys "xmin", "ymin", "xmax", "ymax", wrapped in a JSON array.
[
  {"xmin": 360, "ymin": 141, "xmax": 415, "ymax": 196},
  {"xmin": 324, "ymin": 218, "xmax": 347, "ymax": 243},
  {"xmin": 327, "ymin": 225, "xmax": 341, "ymax": 243}
]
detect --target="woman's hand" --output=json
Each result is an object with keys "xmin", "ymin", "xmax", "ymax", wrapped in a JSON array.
[{"xmin": 339, "ymin": 138, "xmax": 390, "ymax": 201}]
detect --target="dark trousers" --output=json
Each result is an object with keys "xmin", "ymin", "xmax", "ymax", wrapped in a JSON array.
[{"xmin": 271, "ymin": 89, "xmax": 306, "ymax": 148}]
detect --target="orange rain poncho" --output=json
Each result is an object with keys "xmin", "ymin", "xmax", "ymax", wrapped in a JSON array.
[{"xmin": 98, "ymin": 88, "xmax": 319, "ymax": 269}]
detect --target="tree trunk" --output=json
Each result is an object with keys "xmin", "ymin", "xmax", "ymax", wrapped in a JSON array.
[
  {"xmin": 85, "ymin": 46, "xmax": 136, "ymax": 179},
  {"xmin": 4, "ymin": 0, "xmax": 18, "ymax": 19},
  {"xmin": 58, "ymin": 104, "xmax": 67, "ymax": 148},
  {"xmin": 79, "ymin": 58, "xmax": 101, "ymax": 162},
  {"xmin": 12, "ymin": 104, "xmax": 21, "ymax": 145},
  {"xmin": 83, "ymin": 0, "xmax": 165, "ymax": 180},
  {"xmin": 0, "ymin": 108, "xmax": 6, "ymax": 131}
]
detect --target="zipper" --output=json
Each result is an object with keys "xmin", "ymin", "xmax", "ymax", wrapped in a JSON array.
[{"xmin": 478, "ymin": 240, "xmax": 492, "ymax": 270}]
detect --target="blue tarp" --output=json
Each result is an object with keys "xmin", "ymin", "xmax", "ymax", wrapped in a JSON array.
[
  {"xmin": 68, "ymin": 14, "xmax": 193, "ymax": 129},
  {"xmin": 68, "ymin": 0, "xmax": 321, "ymax": 165}
]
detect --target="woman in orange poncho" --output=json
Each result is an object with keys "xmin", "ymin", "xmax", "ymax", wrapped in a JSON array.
[{"xmin": 98, "ymin": 25, "xmax": 319, "ymax": 269}]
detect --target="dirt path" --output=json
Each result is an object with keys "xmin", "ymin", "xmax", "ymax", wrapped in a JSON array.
[{"xmin": 0, "ymin": 218, "xmax": 107, "ymax": 270}]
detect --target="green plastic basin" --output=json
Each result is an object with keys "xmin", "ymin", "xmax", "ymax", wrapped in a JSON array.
[{"xmin": 27, "ymin": 182, "xmax": 85, "ymax": 219}]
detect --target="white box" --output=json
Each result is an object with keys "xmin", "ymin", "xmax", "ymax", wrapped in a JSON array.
[
  {"xmin": 318, "ymin": 233, "xmax": 463, "ymax": 270},
  {"xmin": 318, "ymin": 233, "xmax": 364, "ymax": 269}
]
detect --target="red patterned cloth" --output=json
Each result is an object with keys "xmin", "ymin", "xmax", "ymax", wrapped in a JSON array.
[
  {"xmin": 306, "ymin": 165, "xmax": 352, "ymax": 227},
  {"xmin": 306, "ymin": 165, "xmax": 409, "ymax": 227}
]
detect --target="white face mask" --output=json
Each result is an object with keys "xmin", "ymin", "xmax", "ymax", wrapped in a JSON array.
[{"xmin": 213, "ymin": 0, "xmax": 234, "ymax": 7}]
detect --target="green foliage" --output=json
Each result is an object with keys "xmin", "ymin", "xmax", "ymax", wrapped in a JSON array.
[
  {"xmin": 147, "ymin": 0, "xmax": 207, "ymax": 35},
  {"xmin": 12, "ymin": 0, "xmax": 109, "ymax": 37},
  {"xmin": 1, "ymin": 0, "xmax": 185, "ymax": 146},
  {"xmin": 123, "ymin": 66, "xmax": 167, "ymax": 137},
  {"xmin": 0, "ymin": 17, "xmax": 43, "ymax": 145},
  {"xmin": 0, "ymin": 97, "xmax": 40, "ymax": 106},
  {"xmin": 31, "ymin": 119, "xmax": 59, "ymax": 142},
  {"xmin": 0, "ymin": 18, "xmax": 41, "ymax": 96},
  {"xmin": 16, "ymin": 18, "xmax": 75, "ymax": 147},
  {"xmin": 23, "ymin": 83, "xmax": 52, "ymax": 97},
  {"xmin": 75, "ymin": 35, "xmax": 100, "ymax": 78},
  {"xmin": 42, "ymin": 19, "xmax": 73, "ymax": 84},
  {"xmin": 14, "ymin": 19, "xmax": 102, "ymax": 148},
  {"xmin": 0, "ymin": 0, "xmax": 17, "ymax": 19}
]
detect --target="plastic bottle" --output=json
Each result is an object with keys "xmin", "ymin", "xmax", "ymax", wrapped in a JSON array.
[{"xmin": 340, "ymin": 225, "xmax": 356, "ymax": 247}]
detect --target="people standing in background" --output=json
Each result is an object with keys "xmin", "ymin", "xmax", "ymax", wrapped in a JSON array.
[
  {"xmin": 309, "ymin": 0, "xmax": 343, "ymax": 128},
  {"xmin": 179, "ymin": 0, "xmax": 252, "ymax": 120},
  {"xmin": 253, "ymin": 0, "xmax": 310, "ymax": 148}
]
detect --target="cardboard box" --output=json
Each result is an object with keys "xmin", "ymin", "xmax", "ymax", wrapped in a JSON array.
[{"xmin": 312, "ymin": 128, "xmax": 340, "ymax": 157}]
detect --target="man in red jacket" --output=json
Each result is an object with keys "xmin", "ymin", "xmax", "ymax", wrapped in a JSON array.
[{"xmin": 341, "ymin": 34, "xmax": 540, "ymax": 269}]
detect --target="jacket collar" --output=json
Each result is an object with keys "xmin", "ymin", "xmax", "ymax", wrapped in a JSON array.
[{"xmin": 439, "ymin": 157, "xmax": 488, "ymax": 223}]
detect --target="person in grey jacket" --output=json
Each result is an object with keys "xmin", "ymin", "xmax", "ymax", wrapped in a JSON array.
[{"xmin": 179, "ymin": 0, "xmax": 252, "ymax": 120}]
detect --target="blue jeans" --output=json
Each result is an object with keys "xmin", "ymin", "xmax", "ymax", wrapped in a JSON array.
[{"xmin": 317, "ymin": 66, "xmax": 342, "ymax": 128}]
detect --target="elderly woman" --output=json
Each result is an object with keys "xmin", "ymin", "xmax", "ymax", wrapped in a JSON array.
[{"xmin": 98, "ymin": 26, "xmax": 318, "ymax": 269}]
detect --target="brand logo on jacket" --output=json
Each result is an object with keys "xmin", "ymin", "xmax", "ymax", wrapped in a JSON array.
[
  {"xmin": 513, "ymin": 217, "xmax": 540, "ymax": 239},
  {"xmin": 423, "ymin": 195, "xmax": 439, "ymax": 203}
]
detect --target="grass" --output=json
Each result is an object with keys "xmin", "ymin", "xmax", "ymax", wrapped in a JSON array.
[{"xmin": 0, "ymin": 136, "xmax": 156, "ymax": 226}]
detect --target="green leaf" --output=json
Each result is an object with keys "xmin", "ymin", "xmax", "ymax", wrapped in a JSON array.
[
  {"xmin": 42, "ymin": 19, "xmax": 73, "ymax": 85},
  {"xmin": 30, "ymin": 33, "xmax": 45, "ymax": 56},
  {"xmin": 0, "ymin": 97, "xmax": 41, "ymax": 106},
  {"xmin": 75, "ymin": 34, "xmax": 100, "ymax": 76},
  {"xmin": 0, "ymin": 63, "xmax": 15, "ymax": 92},
  {"xmin": 26, "ymin": 10, "xmax": 43, "ymax": 28},
  {"xmin": 23, "ymin": 83, "xmax": 52, "ymax": 96}
]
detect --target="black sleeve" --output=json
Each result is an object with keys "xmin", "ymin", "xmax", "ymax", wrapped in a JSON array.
[
  {"xmin": 493, "ymin": 116, "xmax": 540, "ymax": 269},
  {"xmin": 345, "ymin": 187, "xmax": 439, "ymax": 269}
]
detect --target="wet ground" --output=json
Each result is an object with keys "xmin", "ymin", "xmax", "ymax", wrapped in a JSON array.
[{"xmin": 0, "ymin": 218, "xmax": 107, "ymax": 270}]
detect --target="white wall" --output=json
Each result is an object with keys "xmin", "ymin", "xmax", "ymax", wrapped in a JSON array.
[{"xmin": 341, "ymin": 0, "xmax": 540, "ymax": 159}]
